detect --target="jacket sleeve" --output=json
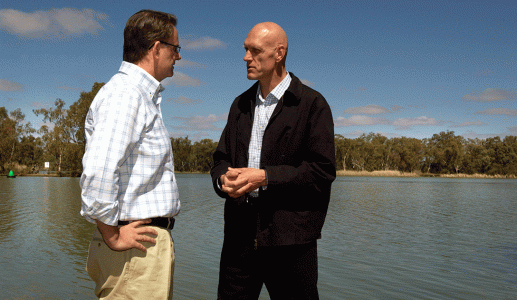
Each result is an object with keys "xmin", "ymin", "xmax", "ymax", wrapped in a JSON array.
[{"xmin": 210, "ymin": 114, "xmax": 232, "ymax": 199}]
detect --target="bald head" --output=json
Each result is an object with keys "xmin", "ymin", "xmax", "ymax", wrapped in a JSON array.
[
  {"xmin": 248, "ymin": 22, "xmax": 288, "ymax": 62},
  {"xmin": 243, "ymin": 22, "xmax": 289, "ymax": 93}
]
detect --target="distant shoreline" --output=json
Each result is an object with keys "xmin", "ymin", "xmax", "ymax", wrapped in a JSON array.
[
  {"xmin": 3, "ymin": 170, "xmax": 516, "ymax": 179},
  {"xmin": 336, "ymin": 170, "xmax": 517, "ymax": 179}
]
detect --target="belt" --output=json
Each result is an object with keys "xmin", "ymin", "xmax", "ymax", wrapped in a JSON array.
[{"xmin": 118, "ymin": 217, "xmax": 175, "ymax": 230}]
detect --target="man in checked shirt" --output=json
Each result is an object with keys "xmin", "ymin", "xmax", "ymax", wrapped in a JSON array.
[
  {"xmin": 211, "ymin": 22, "xmax": 336, "ymax": 299},
  {"xmin": 80, "ymin": 10, "xmax": 181, "ymax": 299}
]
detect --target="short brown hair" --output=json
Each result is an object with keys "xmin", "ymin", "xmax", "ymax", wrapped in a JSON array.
[{"xmin": 123, "ymin": 10, "xmax": 177, "ymax": 63}]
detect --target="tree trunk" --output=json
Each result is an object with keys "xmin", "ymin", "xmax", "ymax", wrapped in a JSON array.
[{"xmin": 59, "ymin": 149, "xmax": 62, "ymax": 172}]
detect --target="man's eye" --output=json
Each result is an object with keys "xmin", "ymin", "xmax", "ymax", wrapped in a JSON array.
[{"xmin": 245, "ymin": 47, "xmax": 260, "ymax": 54}]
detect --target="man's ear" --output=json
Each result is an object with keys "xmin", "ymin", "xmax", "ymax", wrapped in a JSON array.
[
  {"xmin": 149, "ymin": 41, "xmax": 161, "ymax": 59},
  {"xmin": 276, "ymin": 45, "xmax": 286, "ymax": 62}
]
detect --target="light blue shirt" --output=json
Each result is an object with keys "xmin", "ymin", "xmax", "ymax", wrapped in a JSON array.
[
  {"xmin": 80, "ymin": 61, "xmax": 180, "ymax": 226},
  {"xmin": 247, "ymin": 73, "xmax": 292, "ymax": 196}
]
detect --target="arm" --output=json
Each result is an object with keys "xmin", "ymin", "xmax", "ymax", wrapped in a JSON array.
[
  {"xmin": 80, "ymin": 85, "xmax": 146, "ymax": 226},
  {"xmin": 96, "ymin": 219, "xmax": 158, "ymax": 252},
  {"xmin": 211, "ymin": 122, "xmax": 232, "ymax": 198},
  {"xmin": 211, "ymin": 103, "xmax": 267, "ymax": 198}
]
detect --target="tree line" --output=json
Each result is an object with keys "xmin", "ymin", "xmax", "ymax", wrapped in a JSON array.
[
  {"xmin": 336, "ymin": 132, "xmax": 517, "ymax": 175},
  {"xmin": 1, "ymin": 83, "xmax": 516, "ymax": 176}
]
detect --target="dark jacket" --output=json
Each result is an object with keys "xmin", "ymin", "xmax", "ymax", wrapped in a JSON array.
[{"xmin": 211, "ymin": 73, "xmax": 336, "ymax": 246}]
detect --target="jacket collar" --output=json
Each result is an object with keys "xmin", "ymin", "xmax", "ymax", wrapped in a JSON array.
[{"xmin": 245, "ymin": 72, "xmax": 303, "ymax": 108}]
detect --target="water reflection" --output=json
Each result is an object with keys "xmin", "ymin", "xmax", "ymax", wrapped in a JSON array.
[{"xmin": 1, "ymin": 176, "xmax": 516, "ymax": 299}]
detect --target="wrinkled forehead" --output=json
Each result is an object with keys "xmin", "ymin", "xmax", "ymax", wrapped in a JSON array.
[{"xmin": 244, "ymin": 28, "xmax": 275, "ymax": 48}]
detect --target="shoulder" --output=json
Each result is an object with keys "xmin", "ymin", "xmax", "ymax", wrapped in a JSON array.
[
  {"xmin": 89, "ymin": 74, "xmax": 147, "ymax": 117},
  {"xmin": 95, "ymin": 73, "xmax": 144, "ymax": 104},
  {"xmin": 285, "ymin": 73, "xmax": 328, "ymax": 108},
  {"xmin": 229, "ymin": 81, "xmax": 259, "ymax": 112}
]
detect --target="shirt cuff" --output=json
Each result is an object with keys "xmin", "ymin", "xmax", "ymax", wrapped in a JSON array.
[
  {"xmin": 217, "ymin": 177, "xmax": 223, "ymax": 191},
  {"xmin": 261, "ymin": 169, "xmax": 268, "ymax": 190}
]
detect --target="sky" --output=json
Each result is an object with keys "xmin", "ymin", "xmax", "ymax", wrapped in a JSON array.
[{"xmin": 1, "ymin": 0, "xmax": 516, "ymax": 142}]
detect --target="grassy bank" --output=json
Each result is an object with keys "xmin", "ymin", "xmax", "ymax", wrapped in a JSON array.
[
  {"xmin": 337, "ymin": 170, "xmax": 419, "ymax": 177},
  {"xmin": 336, "ymin": 170, "xmax": 516, "ymax": 179}
]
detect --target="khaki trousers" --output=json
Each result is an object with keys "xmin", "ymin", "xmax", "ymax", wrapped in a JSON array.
[{"xmin": 86, "ymin": 226, "xmax": 175, "ymax": 300}]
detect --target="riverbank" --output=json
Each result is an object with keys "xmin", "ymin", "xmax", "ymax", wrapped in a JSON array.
[
  {"xmin": 336, "ymin": 170, "xmax": 517, "ymax": 179},
  {"xmin": 3, "ymin": 171, "xmax": 516, "ymax": 179},
  {"xmin": 1, "ymin": 173, "xmax": 59, "ymax": 177}
]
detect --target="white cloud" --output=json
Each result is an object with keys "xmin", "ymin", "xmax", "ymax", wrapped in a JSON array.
[
  {"xmin": 461, "ymin": 131, "xmax": 501, "ymax": 140},
  {"xmin": 337, "ymin": 130, "xmax": 366, "ymax": 138},
  {"xmin": 376, "ymin": 131, "xmax": 402, "ymax": 138},
  {"xmin": 0, "ymin": 79, "xmax": 22, "ymax": 91},
  {"xmin": 463, "ymin": 88, "xmax": 516, "ymax": 102},
  {"xmin": 344, "ymin": 104, "xmax": 391, "ymax": 115},
  {"xmin": 477, "ymin": 108, "xmax": 517, "ymax": 116},
  {"xmin": 451, "ymin": 121, "xmax": 485, "ymax": 127},
  {"xmin": 31, "ymin": 102, "xmax": 48, "ymax": 109},
  {"xmin": 334, "ymin": 115, "xmax": 390, "ymax": 127},
  {"xmin": 181, "ymin": 36, "xmax": 226, "ymax": 50},
  {"xmin": 58, "ymin": 86, "xmax": 80, "ymax": 91},
  {"xmin": 167, "ymin": 96, "xmax": 201, "ymax": 105},
  {"xmin": 173, "ymin": 113, "xmax": 227, "ymax": 131},
  {"xmin": 300, "ymin": 79, "xmax": 314, "ymax": 87},
  {"xmin": 393, "ymin": 116, "xmax": 441, "ymax": 129},
  {"xmin": 0, "ymin": 8, "xmax": 110, "ymax": 39},
  {"xmin": 174, "ymin": 59, "xmax": 207, "ymax": 69},
  {"xmin": 163, "ymin": 71, "xmax": 205, "ymax": 87},
  {"xmin": 508, "ymin": 126, "xmax": 517, "ymax": 134},
  {"xmin": 391, "ymin": 105, "xmax": 403, "ymax": 112}
]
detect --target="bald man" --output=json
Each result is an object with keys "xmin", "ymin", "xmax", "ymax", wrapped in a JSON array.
[{"xmin": 211, "ymin": 22, "xmax": 336, "ymax": 299}]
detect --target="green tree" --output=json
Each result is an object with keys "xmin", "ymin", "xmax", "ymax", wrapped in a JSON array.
[
  {"xmin": 502, "ymin": 136, "xmax": 517, "ymax": 175},
  {"xmin": 33, "ymin": 99, "xmax": 68, "ymax": 172},
  {"xmin": 191, "ymin": 139, "xmax": 218, "ymax": 172},
  {"xmin": 334, "ymin": 134, "xmax": 355, "ymax": 170},
  {"xmin": 15, "ymin": 136, "xmax": 44, "ymax": 173},
  {"xmin": 426, "ymin": 131, "xmax": 465, "ymax": 174},
  {"xmin": 171, "ymin": 136, "xmax": 193, "ymax": 172},
  {"xmin": 462, "ymin": 138, "xmax": 490, "ymax": 174},
  {"xmin": 67, "ymin": 82, "xmax": 104, "ymax": 146},
  {"xmin": 65, "ymin": 82, "xmax": 104, "ymax": 173},
  {"xmin": 483, "ymin": 136, "xmax": 517, "ymax": 175},
  {"xmin": 390, "ymin": 137, "xmax": 424, "ymax": 172},
  {"xmin": 0, "ymin": 107, "xmax": 16, "ymax": 172},
  {"xmin": 33, "ymin": 83, "xmax": 104, "ymax": 174},
  {"xmin": 0, "ymin": 108, "xmax": 34, "ymax": 173}
]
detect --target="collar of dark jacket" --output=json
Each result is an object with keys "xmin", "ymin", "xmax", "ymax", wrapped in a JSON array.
[{"xmin": 246, "ymin": 72, "xmax": 302, "ymax": 109}]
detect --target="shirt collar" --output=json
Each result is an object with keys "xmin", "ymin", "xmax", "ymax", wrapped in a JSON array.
[
  {"xmin": 119, "ymin": 61, "xmax": 165, "ymax": 104},
  {"xmin": 256, "ymin": 72, "xmax": 292, "ymax": 103}
]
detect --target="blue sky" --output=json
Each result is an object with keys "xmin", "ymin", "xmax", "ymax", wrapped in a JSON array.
[{"xmin": 1, "ymin": 0, "xmax": 516, "ymax": 142}]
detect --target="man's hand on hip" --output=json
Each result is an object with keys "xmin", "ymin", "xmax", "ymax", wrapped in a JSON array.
[{"xmin": 96, "ymin": 219, "xmax": 158, "ymax": 253}]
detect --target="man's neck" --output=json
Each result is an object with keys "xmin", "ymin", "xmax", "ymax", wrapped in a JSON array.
[
  {"xmin": 259, "ymin": 69, "xmax": 288, "ymax": 98},
  {"xmin": 135, "ymin": 55, "xmax": 160, "ymax": 81}
]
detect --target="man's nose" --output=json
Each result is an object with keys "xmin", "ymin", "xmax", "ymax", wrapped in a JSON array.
[{"xmin": 243, "ymin": 50, "xmax": 251, "ymax": 61}]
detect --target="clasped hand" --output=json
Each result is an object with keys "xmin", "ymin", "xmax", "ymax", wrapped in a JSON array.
[{"xmin": 220, "ymin": 167, "xmax": 267, "ymax": 198}]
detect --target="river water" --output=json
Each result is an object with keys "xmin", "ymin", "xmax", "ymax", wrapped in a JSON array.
[{"xmin": 0, "ymin": 174, "xmax": 516, "ymax": 299}]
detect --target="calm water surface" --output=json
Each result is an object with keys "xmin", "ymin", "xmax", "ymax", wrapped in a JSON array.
[{"xmin": 0, "ymin": 174, "xmax": 516, "ymax": 299}]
